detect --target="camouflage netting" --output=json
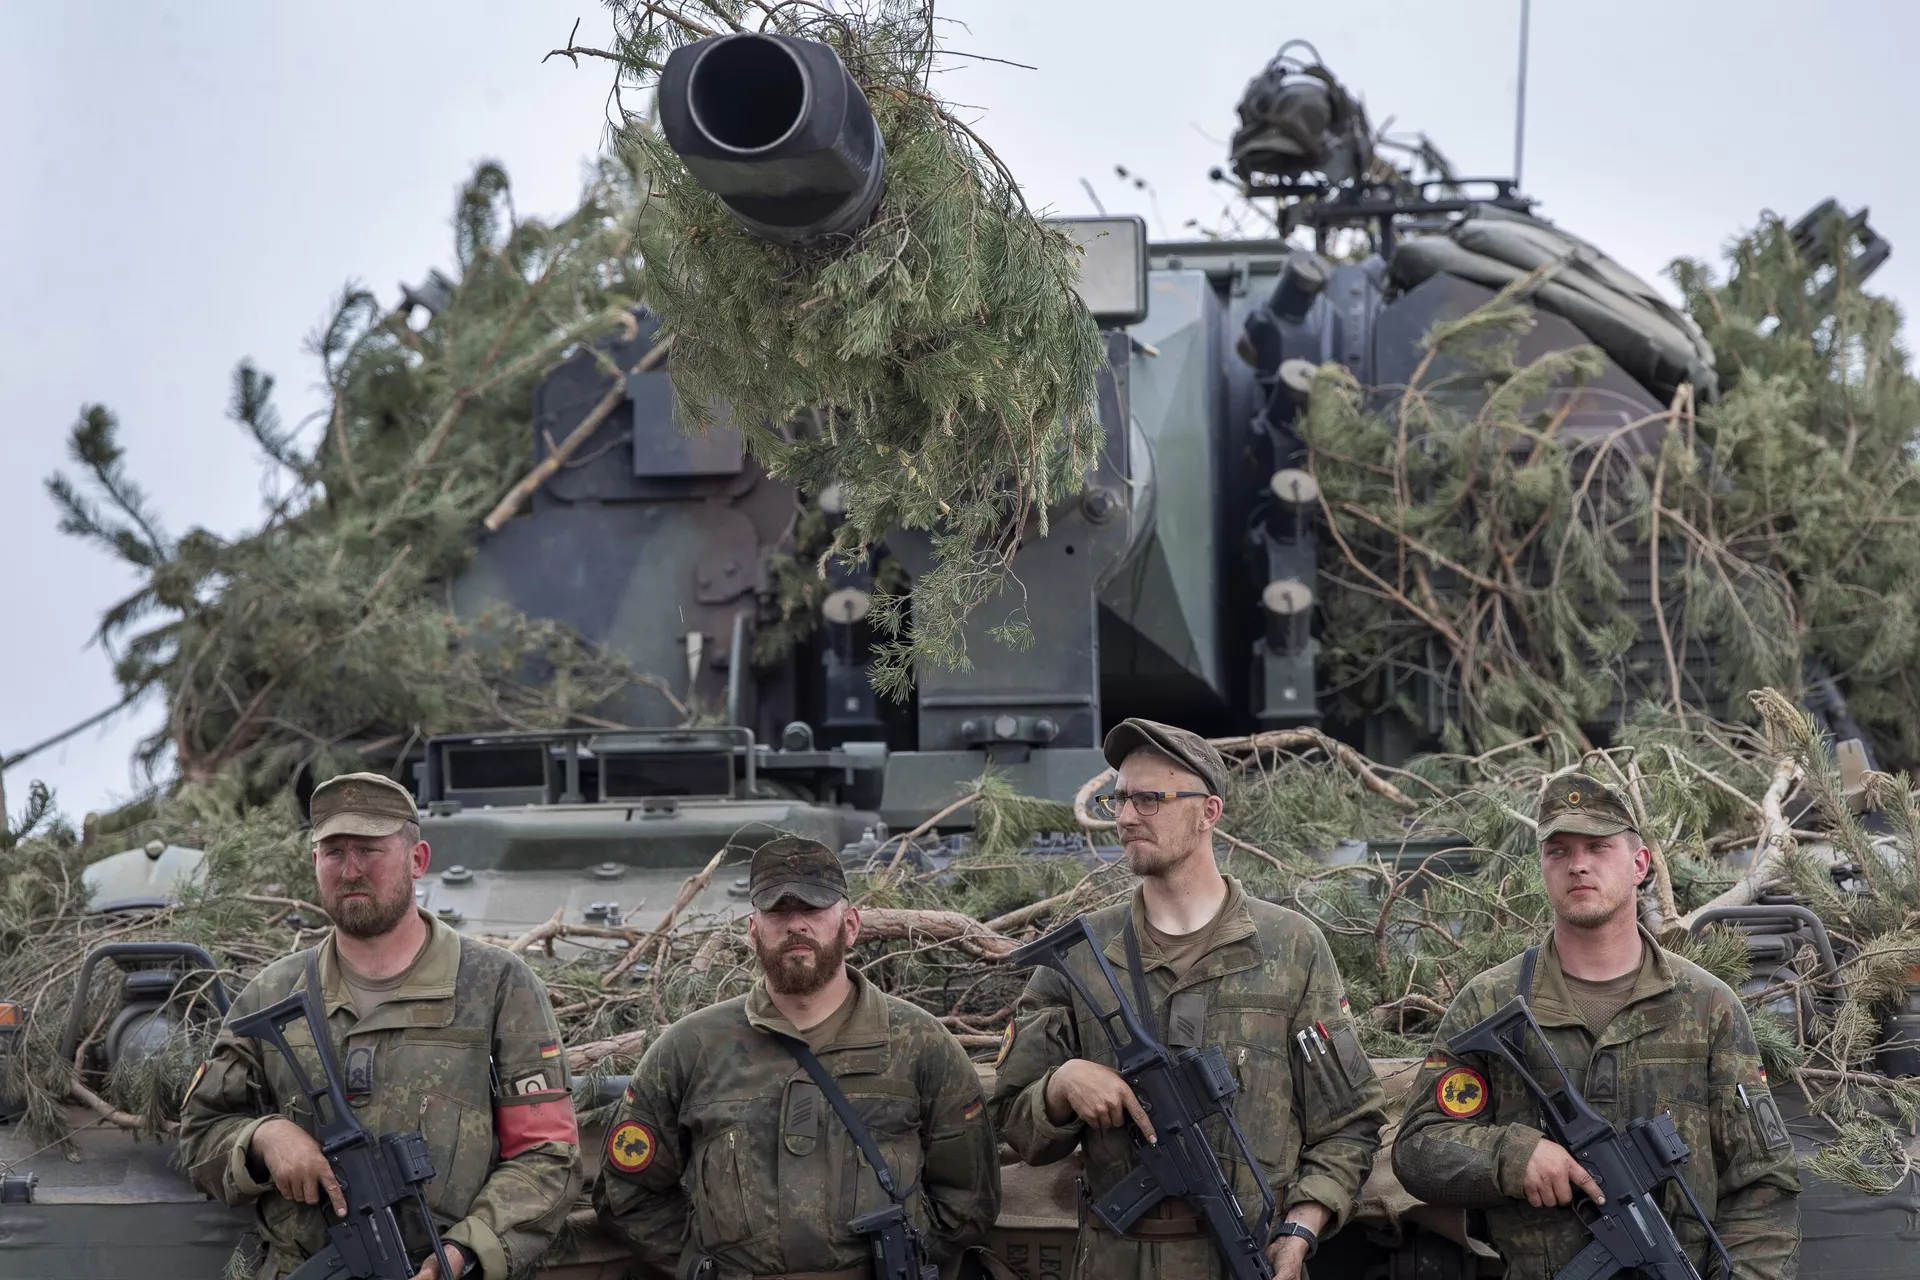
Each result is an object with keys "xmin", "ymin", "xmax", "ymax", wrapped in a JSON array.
[
  {"xmin": 7, "ymin": 688, "xmax": 1920, "ymax": 1191},
  {"xmin": 40, "ymin": 159, "xmax": 662, "ymax": 825},
  {"xmin": 595, "ymin": 0, "xmax": 1106, "ymax": 696},
  {"xmin": 1308, "ymin": 206, "xmax": 1920, "ymax": 766},
  {"xmin": 8, "ymin": 10, "xmax": 1920, "ymax": 1201}
]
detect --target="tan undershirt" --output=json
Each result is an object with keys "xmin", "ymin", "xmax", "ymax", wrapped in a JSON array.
[
  {"xmin": 1142, "ymin": 893, "xmax": 1232, "ymax": 980},
  {"xmin": 1562, "ymin": 953, "xmax": 1646, "ymax": 1037},
  {"xmin": 338, "ymin": 932, "xmax": 432, "ymax": 1020},
  {"xmin": 797, "ymin": 975, "xmax": 860, "ymax": 1051}
]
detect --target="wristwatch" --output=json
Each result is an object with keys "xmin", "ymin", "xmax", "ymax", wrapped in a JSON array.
[{"xmin": 1272, "ymin": 1221, "xmax": 1319, "ymax": 1258}]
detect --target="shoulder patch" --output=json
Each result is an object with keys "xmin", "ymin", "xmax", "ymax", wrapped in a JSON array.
[
  {"xmin": 1423, "ymin": 1053, "xmax": 1449, "ymax": 1069},
  {"xmin": 1750, "ymin": 1092, "xmax": 1792, "ymax": 1152},
  {"xmin": 539, "ymin": 1041, "xmax": 562, "ymax": 1060},
  {"xmin": 994, "ymin": 1019, "xmax": 1016, "ymax": 1068},
  {"xmin": 962, "ymin": 1097, "xmax": 985, "ymax": 1122},
  {"xmin": 1436, "ymin": 1066, "xmax": 1488, "ymax": 1118},
  {"xmin": 181, "ymin": 1060, "xmax": 209, "ymax": 1110},
  {"xmin": 606, "ymin": 1119, "xmax": 657, "ymax": 1175}
]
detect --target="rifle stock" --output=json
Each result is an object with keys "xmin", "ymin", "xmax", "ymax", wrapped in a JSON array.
[
  {"xmin": 1011, "ymin": 916, "xmax": 1276, "ymax": 1280},
  {"xmin": 1447, "ymin": 995, "xmax": 1734, "ymax": 1280}
]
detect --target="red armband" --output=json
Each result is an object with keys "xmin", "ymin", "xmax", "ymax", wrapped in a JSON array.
[{"xmin": 496, "ymin": 1090, "xmax": 579, "ymax": 1158}]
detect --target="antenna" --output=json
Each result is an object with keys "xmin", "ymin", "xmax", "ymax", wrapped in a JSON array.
[{"xmin": 1513, "ymin": 0, "xmax": 1531, "ymax": 188}]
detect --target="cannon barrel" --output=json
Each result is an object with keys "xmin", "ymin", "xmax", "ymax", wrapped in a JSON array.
[{"xmin": 658, "ymin": 32, "xmax": 887, "ymax": 246}]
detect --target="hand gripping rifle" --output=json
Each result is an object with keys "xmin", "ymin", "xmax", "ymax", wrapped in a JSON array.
[
  {"xmin": 1011, "ymin": 916, "xmax": 1276, "ymax": 1280},
  {"xmin": 231, "ymin": 956, "xmax": 458, "ymax": 1280},
  {"xmin": 1447, "ymin": 994, "xmax": 1735, "ymax": 1280}
]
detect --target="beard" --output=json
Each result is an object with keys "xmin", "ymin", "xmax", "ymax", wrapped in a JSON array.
[
  {"xmin": 1556, "ymin": 884, "xmax": 1631, "ymax": 929},
  {"xmin": 1121, "ymin": 809, "xmax": 1206, "ymax": 878},
  {"xmin": 754, "ymin": 926, "xmax": 849, "ymax": 996},
  {"xmin": 324, "ymin": 878, "xmax": 415, "ymax": 939}
]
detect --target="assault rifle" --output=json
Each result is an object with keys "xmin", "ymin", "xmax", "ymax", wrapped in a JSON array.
[
  {"xmin": 1448, "ymin": 995, "xmax": 1735, "ymax": 1280},
  {"xmin": 1011, "ymin": 916, "xmax": 1276, "ymax": 1280},
  {"xmin": 232, "ymin": 960, "xmax": 457, "ymax": 1280}
]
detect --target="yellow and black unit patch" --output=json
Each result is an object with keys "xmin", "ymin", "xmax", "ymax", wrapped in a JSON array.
[
  {"xmin": 181, "ymin": 1060, "xmax": 209, "ymax": 1110},
  {"xmin": 607, "ymin": 1120, "xmax": 656, "ymax": 1175},
  {"xmin": 1436, "ymin": 1066, "xmax": 1488, "ymax": 1118},
  {"xmin": 994, "ymin": 1019, "xmax": 1016, "ymax": 1068}
]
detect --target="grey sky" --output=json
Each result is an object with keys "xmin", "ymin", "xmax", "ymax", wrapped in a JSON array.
[{"xmin": 5, "ymin": 0, "xmax": 1915, "ymax": 823}]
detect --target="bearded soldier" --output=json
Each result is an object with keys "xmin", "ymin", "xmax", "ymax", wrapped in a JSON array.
[
  {"xmin": 991, "ymin": 718, "xmax": 1386, "ymax": 1280},
  {"xmin": 1393, "ymin": 775, "xmax": 1800, "ymax": 1280},
  {"xmin": 594, "ymin": 835, "xmax": 1001, "ymax": 1280},
  {"xmin": 178, "ymin": 773, "xmax": 583, "ymax": 1280}
]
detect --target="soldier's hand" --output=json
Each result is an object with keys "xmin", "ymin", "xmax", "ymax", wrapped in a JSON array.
[
  {"xmin": 1522, "ymin": 1138, "xmax": 1605, "ymax": 1208},
  {"xmin": 1045, "ymin": 1059, "xmax": 1156, "ymax": 1141},
  {"xmin": 1266, "ymin": 1235, "xmax": 1309, "ymax": 1280},
  {"xmin": 251, "ymin": 1116, "xmax": 346, "ymax": 1218},
  {"xmin": 408, "ymin": 1242, "xmax": 468, "ymax": 1280}
]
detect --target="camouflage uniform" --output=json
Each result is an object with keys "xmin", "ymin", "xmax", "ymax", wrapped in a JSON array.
[
  {"xmin": 991, "ymin": 876, "xmax": 1388, "ymax": 1280},
  {"xmin": 1392, "ymin": 780, "xmax": 1801, "ymax": 1280},
  {"xmin": 594, "ymin": 838, "xmax": 1001, "ymax": 1280},
  {"xmin": 177, "ymin": 773, "xmax": 583, "ymax": 1280}
]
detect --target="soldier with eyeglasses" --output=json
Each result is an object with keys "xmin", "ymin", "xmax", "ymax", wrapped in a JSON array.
[{"xmin": 990, "ymin": 718, "xmax": 1385, "ymax": 1280}]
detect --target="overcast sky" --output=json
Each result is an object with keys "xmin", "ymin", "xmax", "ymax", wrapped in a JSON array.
[{"xmin": 5, "ymin": 0, "xmax": 1916, "ymax": 826}]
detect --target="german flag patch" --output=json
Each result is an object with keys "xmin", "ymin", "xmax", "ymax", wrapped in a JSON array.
[
  {"xmin": 1436, "ymin": 1066, "xmax": 1489, "ymax": 1118},
  {"xmin": 539, "ymin": 1041, "xmax": 562, "ymax": 1060},
  {"xmin": 606, "ymin": 1120, "xmax": 656, "ymax": 1175},
  {"xmin": 963, "ymin": 1098, "xmax": 985, "ymax": 1122},
  {"xmin": 1423, "ymin": 1053, "xmax": 1449, "ymax": 1069}
]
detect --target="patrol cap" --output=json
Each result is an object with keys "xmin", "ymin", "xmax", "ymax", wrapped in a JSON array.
[
  {"xmin": 1536, "ymin": 774, "xmax": 1637, "ymax": 841},
  {"xmin": 310, "ymin": 772, "xmax": 420, "ymax": 843},
  {"xmin": 749, "ymin": 835, "xmax": 848, "ymax": 910},
  {"xmin": 1102, "ymin": 717, "xmax": 1228, "ymax": 798}
]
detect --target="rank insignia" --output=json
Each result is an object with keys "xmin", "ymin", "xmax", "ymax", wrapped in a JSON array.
[
  {"xmin": 607, "ymin": 1120, "xmax": 656, "ymax": 1174},
  {"xmin": 1436, "ymin": 1066, "xmax": 1489, "ymax": 1118}
]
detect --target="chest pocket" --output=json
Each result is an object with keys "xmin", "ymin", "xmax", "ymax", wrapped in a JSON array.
[
  {"xmin": 693, "ymin": 1126, "xmax": 758, "ymax": 1249},
  {"xmin": 382, "ymin": 1024, "xmax": 492, "ymax": 1220},
  {"xmin": 1226, "ymin": 1039, "xmax": 1295, "ymax": 1175}
]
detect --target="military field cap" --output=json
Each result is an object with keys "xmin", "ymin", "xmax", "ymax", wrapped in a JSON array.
[
  {"xmin": 1536, "ymin": 774, "xmax": 1637, "ymax": 841},
  {"xmin": 749, "ymin": 835, "xmax": 849, "ymax": 910},
  {"xmin": 310, "ymin": 772, "xmax": 420, "ymax": 843},
  {"xmin": 1102, "ymin": 717, "xmax": 1228, "ymax": 798}
]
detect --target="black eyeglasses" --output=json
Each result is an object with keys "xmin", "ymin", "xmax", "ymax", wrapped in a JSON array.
[{"xmin": 1092, "ymin": 790, "xmax": 1210, "ymax": 818}]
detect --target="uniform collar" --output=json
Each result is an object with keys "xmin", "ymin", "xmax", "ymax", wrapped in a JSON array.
[
  {"xmin": 1529, "ymin": 924, "xmax": 1678, "ymax": 1043},
  {"xmin": 746, "ymin": 966, "xmax": 890, "ymax": 1066},
  {"xmin": 1104, "ymin": 874, "xmax": 1262, "ymax": 989},
  {"xmin": 318, "ymin": 910, "xmax": 462, "ymax": 1033}
]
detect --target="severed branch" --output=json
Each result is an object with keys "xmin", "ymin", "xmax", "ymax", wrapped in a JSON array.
[
  {"xmin": 605, "ymin": 843, "xmax": 731, "ymax": 983},
  {"xmin": 1678, "ymin": 756, "xmax": 1802, "ymax": 930},
  {"xmin": 70, "ymin": 1074, "xmax": 172, "ymax": 1136},
  {"xmin": 1210, "ymin": 728, "xmax": 1421, "ymax": 811},
  {"xmin": 858, "ymin": 908, "xmax": 1015, "ymax": 960},
  {"xmin": 567, "ymin": 1029, "xmax": 649, "ymax": 1072},
  {"xmin": 483, "ymin": 338, "xmax": 674, "ymax": 532}
]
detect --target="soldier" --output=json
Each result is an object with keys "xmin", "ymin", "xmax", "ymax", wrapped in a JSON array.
[
  {"xmin": 992, "ymin": 718, "xmax": 1386, "ymax": 1280},
  {"xmin": 1393, "ymin": 775, "xmax": 1801, "ymax": 1280},
  {"xmin": 594, "ymin": 834, "xmax": 1001, "ymax": 1280},
  {"xmin": 178, "ymin": 772, "xmax": 583, "ymax": 1280}
]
